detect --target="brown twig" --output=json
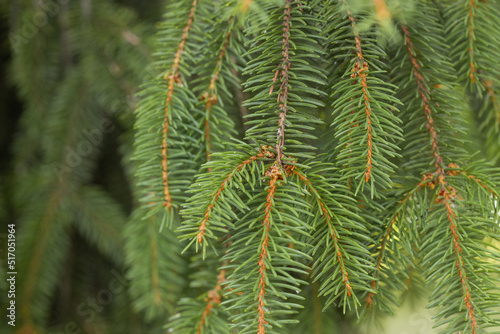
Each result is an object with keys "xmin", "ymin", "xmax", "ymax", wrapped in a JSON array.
[
  {"xmin": 366, "ymin": 179, "xmax": 426, "ymax": 305},
  {"xmin": 257, "ymin": 174, "xmax": 278, "ymax": 334},
  {"xmin": 201, "ymin": 19, "xmax": 234, "ymax": 161},
  {"xmin": 369, "ymin": 26, "xmax": 479, "ymax": 332},
  {"xmin": 344, "ymin": 1, "xmax": 374, "ymax": 182},
  {"xmin": 294, "ymin": 169, "xmax": 353, "ymax": 297},
  {"xmin": 467, "ymin": 0, "xmax": 478, "ymax": 83},
  {"xmin": 197, "ymin": 148, "xmax": 273, "ymax": 244},
  {"xmin": 197, "ymin": 267, "xmax": 227, "ymax": 333},
  {"xmin": 274, "ymin": 0, "xmax": 292, "ymax": 167}
]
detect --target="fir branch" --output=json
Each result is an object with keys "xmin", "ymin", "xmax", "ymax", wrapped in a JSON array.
[
  {"xmin": 400, "ymin": 26, "xmax": 481, "ymax": 330},
  {"xmin": 293, "ymin": 169, "xmax": 352, "ymax": 298},
  {"xmin": 443, "ymin": 0, "xmax": 500, "ymax": 163},
  {"xmin": 401, "ymin": 25, "xmax": 444, "ymax": 175},
  {"xmin": 132, "ymin": 0, "xmax": 207, "ymax": 227},
  {"xmin": 366, "ymin": 178, "xmax": 426, "ymax": 307},
  {"xmin": 445, "ymin": 0, "xmax": 500, "ymax": 88},
  {"xmin": 197, "ymin": 266, "xmax": 227, "ymax": 333},
  {"xmin": 243, "ymin": 0, "xmax": 326, "ymax": 162},
  {"xmin": 442, "ymin": 198, "xmax": 478, "ymax": 333},
  {"xmin": 16, "ymin": 71, "xmax": 100, "ymax": 330},
  {"xmin": 341, "ymin": 0, "xmax": 375, "ymax": 184},
  {"xmin": 274, "ymin": 0, "xmax": 292, "ymax": 166},
  {"xmin": 222, "ymin": 177, "xmax": 312, "ymax": 333},
  {"xmin": 166, "ymin": 249, "xmax": 231, "ymax": 334},
  {"xmin": 201, "ymin": 19, "xmax": 233, "ymax": 161},
  {"xmin": 179, "ymin": 145, "xmax": 274, "ymax": 254},
  {"xmin": 367, "ymin": 10, "xmax": 500, "ymax": 331},
  {"xmin": 125, "ymin": 208, "xmax": 186, "ymax": 320},
  {"xmin": 459, "ymin": 168, "xmax": 499, "ymax": 197},
  {"xmin": 195, "ymin": 149, "xmax": 270, "ymax": 247},
  {"xmin": 325, "ymin": 0, "xmax": 402, "ymax": 196},
  {"xmin": 189, "ymin": 2, "xmax": 247, "ymax": 165},
  {"xmin": 19, "ymin": 187, "xmax": 68, "ymax": 331},
  {"xmin": 257, "ymin": 174, "xmax": 279, "ymax": 334},
  {"xmin": 466, "ymin": 0, "xmax": 478, "ymax": 83},
  {"xmin": 162, "ymin": 0, "xmax": 199, "ymax": 210}
]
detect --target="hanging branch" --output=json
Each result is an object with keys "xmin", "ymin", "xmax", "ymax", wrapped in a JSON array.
[
  {"xmin": 443, "ymin": 0, "xmax": 500, "ymax": 164},
  {"xmin": 366, "ymin": 9, "xmax": 500, "ymax": 331},
  {"xmin": 162, "ymin": 0, "xmax": 199, "ymax": 210},
  {"xmin": 257, "ymin": 174, "xmax": 279, "ymax": 333},
  {"xmin": 366, "ymin": 179, "xmax": 426, "ymax": 306},
  {"xmin": 19, "ymin": 187, "xmax": 68, "ymax": 331},
  {"xmin": 176, "ymin": 1, "xmax": 499, "ymax": 333},
  {"xmin": 446, "ymin": 0, "xmax": 500, "ymax": 88},
  {"xmin": 194, "ymin": 149, "xmax": 271, "ymax": 247},
  {"xmin": 202, "ymin": 31, "xmax": 232, "ymax": 161},
  {"xmin": 294, "ymin": 169, "xmax": 353, "ymax": 298},
  {"xmin": 466, "ymin": 0, "xmax": 478, "ymax": 83},
  {"xmin": 402, "ymin": 25, "xmax": 478, "ymax": 330},
  {"xmin": 181, "ymin": 2, "xmax": 376, "ymax": 329},
  {"xmin": 402, "ymin": 26, "xmax": 444, "ymax": 175},
  {"xmin": 199, "ymin": 16, "xmax": 238, "ymax": 162},
  {"xmin": 346, "ymin": 2, "xmax": 373, "ymax": 183},
  {"xmin": 274, "ymin": 0, "xmax": 291, "ymax": 166},
  {"xmin": 326, "ymin": 0, "xmax": 402, "ymax": 196},
  {"xmin": 166, "ymin": 251, "xmax": 231, "ymax": 334},
  {"xmin": 132, "ymin": 0, "xmax": 206, "ymax": 226},
  {"xmin": 197, "ymin": 266, "xmax": 227, "ymax": 333}
]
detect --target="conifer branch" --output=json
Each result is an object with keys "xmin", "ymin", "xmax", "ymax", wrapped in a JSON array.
[
  {"xmin": 327, "ymin": 1, "xmax": 402, "ymax": 195},
  {"xmin": 293, "ymin": 169, "xmax": 352, "ymax": 297},
  {"xmin": 162, "ymin": 0, "xmax": 199, "ymax": 210},
  {"xmin": 446, "ymin": 0, "xmax": 500, "ymax": 88},
  {"xmin": 460, "ymin": 169, "xmax": 499, "ymax": 196},
  {"xmin": 196, "ymin": 150, "xmax": 270, "ymax": 245},
  {"xmin": 366, "ymin": 20, "xmax": 498, "ymax": 332},
  {"xmin": 197, "ymin": 266, "xmax": 227, "ymax": 334},
  {"xmin": 275, "ymin": 0, "xmax": 292, "ymax": 166},
  {"xmin": 402, "ymin": 28, "xmax": 479, "ymax": 328},
  {"xmin": 343, "ymin": 2, "xmax": 373, "ymax": 183},
  {"xmin": 257, "ymin": 175, "xmax": 278, "ymax": 334},
  {"xmin": 153, "ymin": 2, "xmax": 500, "ymax": 333},
  {"xmin": 402, "ymin": 25, "xmax": 444, "ymax": 175},
  {"xmin": 201, "ymin": 18, "xmax": 234, "ymax": 161},
  {"xmin": 366, "ymin": 179, "xmax": 426, "ymax": 306},
  {"xmin": 17, "ymin": 86, "xmax": 86, "ymax": 325},
  {"xmin": 443, "ymin": 198, "xmax": 478, "ymax": 334},
  {"xmin": 485, "ymin": 79, "xmax": 500, "ymax": 123},
  {"xmin": 166, "ymin": 250, "xmax": 230, "ymax": 334},
  {"xmin": 20, "ymin": 188, "xmax": 63, "ymax": 330},
  {"xmin": 467, "ymin": 0, "xmax": 478, "ymax": 83}
]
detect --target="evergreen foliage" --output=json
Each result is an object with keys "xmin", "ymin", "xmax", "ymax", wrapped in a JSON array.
[{"xmin": 2, "ymin": 0, "xmax": 500, "ymax": 333}]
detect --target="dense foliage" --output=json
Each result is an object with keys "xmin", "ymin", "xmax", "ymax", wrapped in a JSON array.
[{"xmin": 2, "ymin": 0, "xmax": 500, "ymax": 334}]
